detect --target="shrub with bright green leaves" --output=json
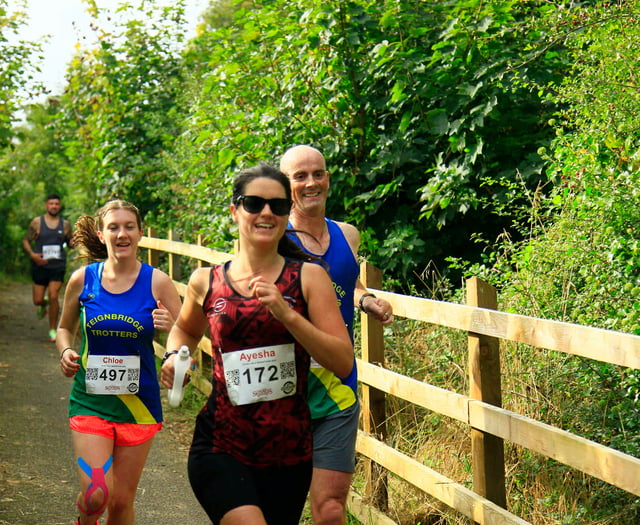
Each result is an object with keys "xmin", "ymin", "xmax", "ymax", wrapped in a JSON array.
[
  {"xmin": 479, "ymin": 3, "xmax": 640, "ymax": 520},
  {"xmin": 164, "ymin": 0, "xmax": 563, "ymax": 290}
]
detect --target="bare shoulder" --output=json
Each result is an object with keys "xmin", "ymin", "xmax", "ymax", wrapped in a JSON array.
[
  {"xmin": 69, "ymin": 266, "xmax": 86, "ymax": 281},
  {"xmin": 188, "ymin": 267, "xmax": 212, "ymax": 294},
  {"xmin": 301, "ymin": 261, "xmax": 329, "ymax": 279},
  {"xmin": 151, "ymin": 267, "xmax": 174, "ymax": 288},
  {"xmin": 66, "ymin": 267, "xmax": 86, "ymax": 294},
  {"xmin": 190, "ymin": 266, "xmax": 211, "ymax": 282},
  {"xmin": 300, "ymin": 261, "xmax": 332, "ymax": 295},
  {"xmin": 24, "ymin": 216, "xmax": 40, "ymax": 238},
  {"xmin": 335, "ymin": 220, "xmax": 360, "ymax": 254}
]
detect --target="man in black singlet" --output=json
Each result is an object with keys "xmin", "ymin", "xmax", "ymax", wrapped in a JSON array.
[{"xmin": 22, "ymin": 194, "xmax": 73, "ymax": 342}]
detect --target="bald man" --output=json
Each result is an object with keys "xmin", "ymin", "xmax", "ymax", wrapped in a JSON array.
[{"xmin": 281, "ymin": 145, "xmax": 393, "ymax": 525}]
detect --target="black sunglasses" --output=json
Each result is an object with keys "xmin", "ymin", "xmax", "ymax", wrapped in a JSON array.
[{"xmin": 236, "ymin": 195, "xmax": 292, "ymax": 216}]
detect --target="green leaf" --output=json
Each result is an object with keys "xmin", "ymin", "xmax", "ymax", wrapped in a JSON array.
[{"xmin": 426, "ymin": 109, "xmax": 449, "ymax": 135}]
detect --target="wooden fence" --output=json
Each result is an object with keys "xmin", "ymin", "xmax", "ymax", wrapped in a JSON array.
[{"xmin": 140, "ymin": 232, "xmax": 640, "ymax": 525}]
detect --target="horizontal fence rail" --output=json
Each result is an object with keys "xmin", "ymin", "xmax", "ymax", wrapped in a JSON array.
[
  {"xmin": 379, "ymin": 290, "xmax": 640, "ymax": 369},
  {"xmin": 142, "ymin": 233, "xmax": 640, "ymax": 525}
]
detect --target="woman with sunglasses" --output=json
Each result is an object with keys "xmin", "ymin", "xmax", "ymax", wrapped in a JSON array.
[{"xmin": 161, "ymin": 163, "xmax": 353, "ymax": 525}]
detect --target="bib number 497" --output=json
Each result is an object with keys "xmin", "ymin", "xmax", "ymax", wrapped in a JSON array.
[{"xmin": 86, "ymin": 354, "xmax": 140, "ymax": 395}]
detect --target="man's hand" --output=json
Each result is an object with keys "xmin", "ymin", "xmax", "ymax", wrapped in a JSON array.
[
  {"xmin": 31, "ymin": 252, "xmax": 48, "ymax": 267},
  {"xmin": 361, "ymin": 295, "xmax": 394, "ymax": 326}
]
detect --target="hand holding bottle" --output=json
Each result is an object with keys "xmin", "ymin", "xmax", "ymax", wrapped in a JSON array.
[{"xmin": 167, "ymin": 346, "xmax": 191, "ymax": 407}]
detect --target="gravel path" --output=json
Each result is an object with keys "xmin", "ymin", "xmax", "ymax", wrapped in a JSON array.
[{"xmin": 0, "ymin": 279, "xmax": 210, "ymax": 525}]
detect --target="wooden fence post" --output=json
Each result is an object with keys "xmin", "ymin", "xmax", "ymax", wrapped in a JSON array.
[
  {"xmin": 168, "ymin": 229, "xmax": 183, "ymax": 281},
  {"xmin": 360, "ymin": 261, "xmax": 388, "ymax": 511},
  {"xmin": 466, "ymin": 276, "xmax": 507, "ymax": 510},
  {"xmin": 146, "ymin": 227, "xmax": 160, "ymax": 268},
  {"xmin": 196, "ymin": 234, "xmax": 204, "ymax": 268}
]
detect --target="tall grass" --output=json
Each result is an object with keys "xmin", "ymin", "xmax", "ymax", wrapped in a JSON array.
[{"xmin": 349, "ymin": 314, "xmax": 640, "ymax": 524}]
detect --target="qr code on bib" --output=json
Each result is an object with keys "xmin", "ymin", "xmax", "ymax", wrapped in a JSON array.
[
  {"xmin": 86, "ymin": 368, "xmax": 98, "ymax": 380},
  {"xmin": 225, "ymin": 368, "xmax": 240, "ymax": 386},
  {"xmin": 281, "ymin": 360, "xmax": 295, "ymax": 379},
  {"xmin": 128, "ymin": 369, "xmax": 139, "ymax": 381}
]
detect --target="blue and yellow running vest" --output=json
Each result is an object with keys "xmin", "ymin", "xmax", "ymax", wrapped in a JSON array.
[
  {"xmin": 69, "ymin": 262, "xmax": 161, "ymax": 424},
  {"xmin": 288, "ymin": 218, "xmax": 359, "ymax": 420}
]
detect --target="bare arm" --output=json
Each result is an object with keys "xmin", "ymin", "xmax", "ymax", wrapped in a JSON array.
[
  {"xmin": 23, "ymin": 217, "xmax": 47, "ymax": 266},
  {"xmin": 354, "ymin": 280, "xmax": 394, "ymax": 325},
  {"xmin": 338, "ymin": 221, "xmax": 394, "ymax": 325},
  {"xmin": 151, "ymin": 269, "xmax": 183, "ymax": 333},
  {"xmin": 57, "ymin": 268, "xmax": 85, "ymax": 377},
  {"xmin": 249, "ymin": 263, "xmax": 353, "ymax": 378},
  {"xmin": 160, "ymin": 268, "xmax": 209, "ymax": 389},
  {"xmin": 63, "ymin": 219, "xmax": 75, "ymax": 249}
]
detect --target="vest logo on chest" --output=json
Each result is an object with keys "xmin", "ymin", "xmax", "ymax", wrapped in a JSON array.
[{"xmin": 213, "ymin": 298, "xmax": 227, "ymax": 314}]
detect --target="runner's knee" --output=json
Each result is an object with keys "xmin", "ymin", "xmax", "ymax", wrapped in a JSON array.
[
  {"xmin": 106, "ymin": 494, "xmax": 133, "ymax": 517},
  {"xmin": 77, "ymin": 488, "xmax": 107, "ymax": 517},
  {"xmin": 313, "ymin": 496, "xmax": 346, "ymax": 525}
]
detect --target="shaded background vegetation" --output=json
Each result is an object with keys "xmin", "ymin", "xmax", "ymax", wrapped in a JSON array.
[{"xmin": 1, "ymin": 0, "xmax": 639, "ymax": 523}]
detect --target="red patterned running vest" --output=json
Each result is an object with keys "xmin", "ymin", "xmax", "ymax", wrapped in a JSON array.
[{"xmin": 190, "ymin": 259, "xmax": 312, "ymax": 467}]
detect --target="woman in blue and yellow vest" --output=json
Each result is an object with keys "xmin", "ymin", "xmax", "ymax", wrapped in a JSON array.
[{"xmin": 57, "ymin": 200, "xmax": 182, "ymax": 525}]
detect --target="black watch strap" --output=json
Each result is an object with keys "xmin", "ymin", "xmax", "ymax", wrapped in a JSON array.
[
  {"xmin": 161, "ymin": 349, "xmax": 179, "ymax": 365},
  {"xmin": 359, "ymin": 292, "xmax": 376, "ymax": 312}
]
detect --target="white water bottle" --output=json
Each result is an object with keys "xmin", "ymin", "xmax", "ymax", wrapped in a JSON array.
[{"xmin": 168, "ymin": 346, "xmax": 190, "ymax": 407}]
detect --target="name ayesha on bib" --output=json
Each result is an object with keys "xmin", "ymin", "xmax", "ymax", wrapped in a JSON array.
[{"xmin": 239, "ymin": 348, "xmax": 277, "ymax": 362}]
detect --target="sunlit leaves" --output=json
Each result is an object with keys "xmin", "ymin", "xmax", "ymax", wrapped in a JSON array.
[
  {"xmin": 0, "ymin": 0, "xmax": 43, "ymax": 146},
  {"xmin": 60, "ymin": 0, "xmax": 189, "ymax": 219}
]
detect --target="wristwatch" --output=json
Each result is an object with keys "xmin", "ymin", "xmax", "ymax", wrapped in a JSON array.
[
  {"xmin": 161, "ymin": 349, "xmax": 179, "ymax": 365},
  {"xmin": 359, "ymin": 292, "xmax": 376, "ymax": 313}
]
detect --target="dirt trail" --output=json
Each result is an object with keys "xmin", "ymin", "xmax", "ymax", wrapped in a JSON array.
[{"xmin": 0, "ymin": 279, "xmax": 210, "ymax": 525}]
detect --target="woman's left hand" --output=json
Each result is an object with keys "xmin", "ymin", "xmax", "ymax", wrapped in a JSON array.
[{"xmin": 153, "ymin": 300, "xmax": 175, "ymax": 333}]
